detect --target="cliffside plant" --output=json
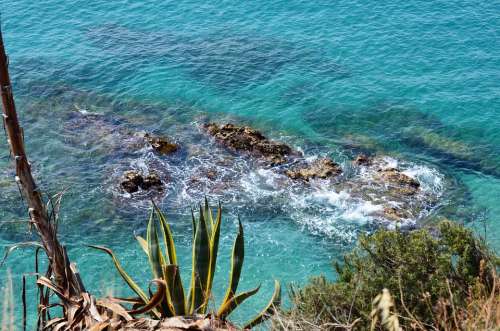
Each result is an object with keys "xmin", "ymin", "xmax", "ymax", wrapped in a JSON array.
[
  {"xmin": 92, "ymin": 200, "xmax": 281, "ymax": 329},
  {"xmin": 275, "ymin": 220, "xmax": 498, "ymax": 330}
]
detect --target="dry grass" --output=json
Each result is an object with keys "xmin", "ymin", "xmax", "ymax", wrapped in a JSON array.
[
  {"xmin": 272, "ymin": 270, "xmax": 500, "ymax": 331},
  {"xmin": 431, "ymin": 270, "xmax": 500, "ymax": 331},
  {"xmin": 0, "ymin": 270, "xmax": 15, "ymax": 331}
]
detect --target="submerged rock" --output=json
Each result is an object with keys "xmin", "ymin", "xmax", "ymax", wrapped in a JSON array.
[
  {"xmin": 120, "ymin": 170, "xmax": 163, "ymax": 193},
  {"xmin": 286, "ymin": 158, "xmax": 342, "ymax": 181},
  {"xmin": 204, "ymin": 123, "xmax": 293, "ymax": 165},
  {"xmin": 145, "ymin": 133, "xmax": 179, "ymax": 155}
]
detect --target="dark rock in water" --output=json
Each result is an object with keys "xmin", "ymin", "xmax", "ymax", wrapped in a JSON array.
[
  {"xmin": 286, "ymin": 158, "xmax": 342, "ymax": 181},
  {"xmin": 141, "ymin": 173, "xmax": 163, "ymax": 190},
  {"xmin": 204, "ymin": 123, "xmax": 293, "ymax": 165},
  {"xmin": 353, "ymin": 154, "xmax": 372, "ymax": 166},
  {"xmin": 376, "ymin": 168, "xmax": 420, "ymax": 196},
  {"xmin": 121, "ymin": 170, "xmax": 143, "ymax": 193},
  {"xmin": 145, "ymin": 133, "xmax": 178, "ymax": 155},
  {"xmin": 120, "ymin": 170, "xmax": 163, "ymax": 193}
]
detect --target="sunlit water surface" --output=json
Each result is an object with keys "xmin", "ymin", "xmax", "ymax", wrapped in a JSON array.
[{"xmin": 0, "ymin": 1, "xmax": 499, "ymax": 328}]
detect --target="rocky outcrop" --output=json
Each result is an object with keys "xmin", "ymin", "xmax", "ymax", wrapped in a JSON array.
[
  {"xmin": 145, "ymin": 133, "xmax": 179, "ymax": 155},
  {"xmin": 141, "ymin": 173, "xmax": 163, "ymax": 190},
  {"xmin": 352, "ymin": 154, "xmax": 372, "ymax": 166},
  {"xmin": 204, "ymin": 123, "xmax": 293, "ymax": 165},
  {"xmin": 286, "ymin": 158, "xmax": 342, "ymax": 181},
  {"xmin": 376, "ymin": 168, "xmax": 420, "ymax": 196},
  {"xmin": 121, "ymin": 171, "xmax": 143, "ymax": 193},
  {"xmin": 120, "ymin": 170, "xmax": 163, "ymax": 193},
  {"xmin": 383, "ymin": 206, "xmax": 410, "ymax": 221}
]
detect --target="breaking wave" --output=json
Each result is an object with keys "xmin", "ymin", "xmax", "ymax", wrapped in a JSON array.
[{"xmin": 103, "ymin": 121, "xmax": 447, "ymax": 242}]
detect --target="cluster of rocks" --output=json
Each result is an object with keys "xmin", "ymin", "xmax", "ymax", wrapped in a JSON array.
[
  {"xmin": 204, "ymin": 123, "xmax": 427, "ymax": 222},
  {"xmin": 204, "ymin": 123, "xmax": 294, "ymax": 165},
  {"xmin": 350, "ymin": 154, "xmax": 421, "ymax": 196},
  {"xmin": 204, "ymin": 122, "xmax": 345, "ymax": 181},
  {"xmin": 120, "ymin": 170, "xmax": 163, "ymax": 193},
  {"xmin": 119, "ymin": 133, "xmax": 178, "ymax": 194},
  {"xmin": 120, "ymin": 122, "xmax": 429, "ymax": 223}
]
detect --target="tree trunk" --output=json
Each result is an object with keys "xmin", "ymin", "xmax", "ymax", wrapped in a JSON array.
[{"xmin": 0, "ymin": 27, "xmax": 81, "ymax": 298}]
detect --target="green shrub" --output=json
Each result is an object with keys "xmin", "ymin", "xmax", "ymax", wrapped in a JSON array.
[{"xmin": 280, "ymin": 221, "xmax": 498, "ymax": 330}]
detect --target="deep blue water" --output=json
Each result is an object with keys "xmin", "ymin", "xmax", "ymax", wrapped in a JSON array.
[{"xmin": 0, "ymin": 0, "xmax": 499, "ymax": 328}]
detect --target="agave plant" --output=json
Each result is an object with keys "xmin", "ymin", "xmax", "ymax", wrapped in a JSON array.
[{"xmin": 91, "ymin": 199, "xmax": 281, "ymax": 329}]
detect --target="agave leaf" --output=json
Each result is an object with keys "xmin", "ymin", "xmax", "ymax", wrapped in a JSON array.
[
  {"xmin": 88, "ymin": 245, "xmax": 153, "ymax": 315},
  {"xmin": 191, "ymin": 208, "xmax": 197, "ymax": 240},
  {"xmin": 128, "ymin": 279, "xmax": 167, "ymax": 315},
  {"xmin": 153, "ymin": 202, "xmax": 178, "ymax": 265},
  {"xmin": 136, "ymin": 236, "xmax": 149, "ymax": 257},
  {"xmin": 164, "ymin": 265, "xmax": 186, "ymax": 316},
  {"xmin": 1, "ymin": 241, "xmax": 42, "ymax": 267},
  {"xmin": 243, "ymin": 280, "xmax": 281, "ymax": 329},
  {"xmin": 147, "ymin": 214, "xmax": 175, "ymax": 318},
  {"xmin": 206, "ymin": 203, "xmax": 222, "ymax": 298},
  {"xmin": 187, "ymin": 207, "xmax": 197, "ymax": 310},
  {"xmin": 216, "ymin": 285, "xmax": 260, "ymax": 319},
  {"xmin": 188, "ymin": 206, "xmax": 211, "ymax": 314},
  {"xmin": 204, "ymin": 197, "xmax": 214, "ymax": 232},
  {"xmin": 146, "ymin": 210, "xmax": 165, "ymax": 279},
  {"xmin": 221, "ymin": 219, "xmax": 244, "ymax": 306}
]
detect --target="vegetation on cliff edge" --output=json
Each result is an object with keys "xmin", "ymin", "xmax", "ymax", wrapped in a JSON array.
[{"xmin": 274, "ymin": 221, "xmax": 499, "ymax": 330}]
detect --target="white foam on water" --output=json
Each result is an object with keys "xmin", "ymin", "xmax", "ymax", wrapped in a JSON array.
[
  {"xmin": 106, "ymin": 126, "xmax": 447, "ymax": 241},
  {"xmin": 403, "ymin": 165, "xmax": 444, "ymax": 196},
  {"xmin": 287, "ymin": 188, "xmax": 384, "ymax": 240},
  {"xmin": 382, "ymin": 156, "xmax": 399, "ymax": 169}
]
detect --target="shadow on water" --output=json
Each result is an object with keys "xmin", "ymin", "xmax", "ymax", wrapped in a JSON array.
[
  {"xmin": 0, "ymin": 82, "xmax": 454, "ymax": 246},
  {"xmin": 84, "ymin": 24, "xmax": 349, "ymax": 92},
  {"xmin": 303, "ymin": 101, "xmax": 500, "ymax": 179}
]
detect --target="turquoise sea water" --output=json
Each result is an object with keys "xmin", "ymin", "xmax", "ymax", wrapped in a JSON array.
[{"xmin": 0, "ymin": 0, "xmax": 499, "ymax": 328}]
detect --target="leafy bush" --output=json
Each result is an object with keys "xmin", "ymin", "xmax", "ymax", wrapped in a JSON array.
[{"xmin": 278, "ymin": 221, "xmax": 498, "ymax": 330}]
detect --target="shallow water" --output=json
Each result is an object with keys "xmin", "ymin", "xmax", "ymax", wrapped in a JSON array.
[{"xmin": 0, "ymin": 0, "xmax": 499, "ymax": 328}]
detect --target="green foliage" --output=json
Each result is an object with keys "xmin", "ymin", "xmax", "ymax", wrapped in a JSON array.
[
  {"xmin": 92, "ymin": 199, "xmax": 281, "ymax": 329},
  {"xmin": 283, "ymin": 221, "xmax": 497, "ymax": 330}
]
